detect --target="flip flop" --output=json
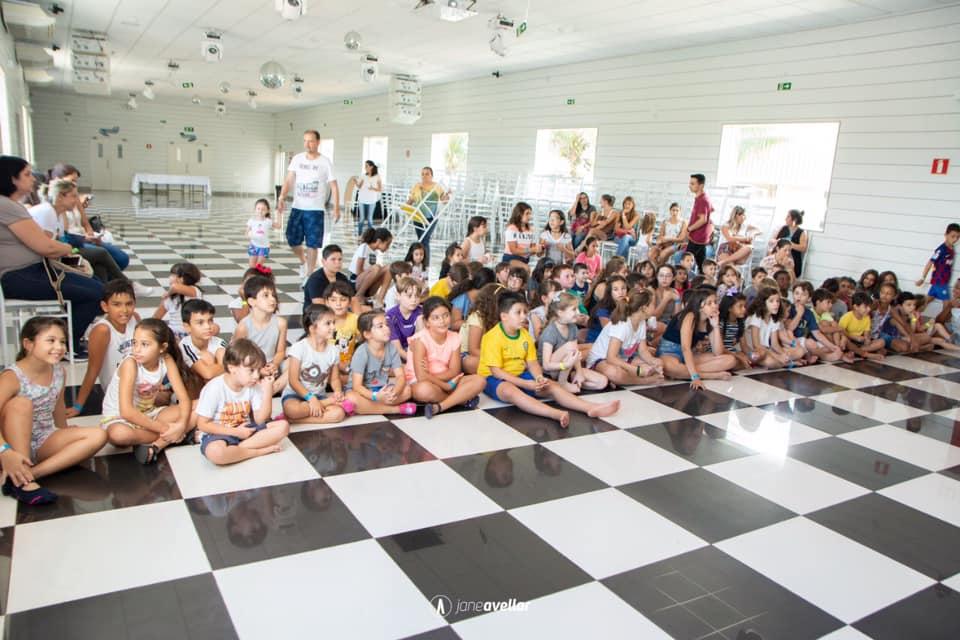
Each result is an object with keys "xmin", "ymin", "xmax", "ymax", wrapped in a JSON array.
[{"xmin": 134, "ymin": 443, "xmax": 161, "ymax": 465}]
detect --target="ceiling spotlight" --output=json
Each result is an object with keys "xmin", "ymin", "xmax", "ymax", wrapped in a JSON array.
[
  {"xmin": 413, "ymin": 0, "xmax": 434, "ymax": 10},
  {"xmin": 489, "ymin": 32, "xmax": 507, "ymax": 57},
  {"xmin": 292, "ymin": 76, "xmax": 304, "ymax": 98},
  {"xmin": 125, "ymin": 93, "xmax": 138, "ymax": 110},
  {"xmin": 217, "ymin": 80, "xmax": 231, "ymax": 94},
  {"xmin": 201, "ymin": 31, "xmax": 223, "ymax": 62},
  {"xmin": 276, "ymin": 0, "xmax": 307, "ymax": 20},
  {"xmin": 440, "ymin": 0, "xmax": 477, "ymax": 22},
  {"xmin": 142, "ymin": 80, "xmax": 155, "ymax": 100},
  {"xmin": 344, "ymin": 30, "xmax": 361, "ymax": 50},
  {"xmin": 247, "ymin": 90, "xmax": 258, "ymax": 109},
  {"xmin": 215, "ymin": 100, "xmax": 226, "ymax": 116},
  {"xmin": 191, "ymin": 95, "xmax": 201, "ymax": 104}
]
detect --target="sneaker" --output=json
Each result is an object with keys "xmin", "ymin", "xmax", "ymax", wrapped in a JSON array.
[
  {"xmin": 2, "ymin": 477, "xmax": 57, "ymax": 505},
  {"xmin": 298, "ymin": 263, "xmax": 306, "ymax": 279},
  {"xmin": 131, "ymin": 281, "xmax": 157, "ymax": 297},
  {"xmin": 71, "ymin": 349, "xmax": 89, "ymax": 362}
]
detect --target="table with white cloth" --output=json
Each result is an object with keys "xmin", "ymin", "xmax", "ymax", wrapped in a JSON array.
[{"xmin": 131, "ymin": 173, "xmax": 211, "ymax": 197}]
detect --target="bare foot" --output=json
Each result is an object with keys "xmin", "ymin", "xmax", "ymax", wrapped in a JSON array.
[
  {"xmin": 841, "ymin": 352, "xmax": 856, "ymax": 363},
  {"xmin": 587, "ymin": 400, "xmax": 620, "ymax": 418},
  {"xmin": 556, "ymin": 411, "xmax": 571, "ymax": 429},
  {"xmin": 865, "ymin": 352, "xmax": 884, "ymax": 361},
  {"xmin": 561, "ymin": 381, "xmax": 581, "ymax": 394}
]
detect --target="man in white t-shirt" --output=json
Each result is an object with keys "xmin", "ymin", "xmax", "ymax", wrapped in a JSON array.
[{"xmin": 278, "ymin": 129, "xmax": 342, "ymax": 280}]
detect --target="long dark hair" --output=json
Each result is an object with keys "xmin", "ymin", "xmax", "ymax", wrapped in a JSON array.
[
  {"xmin": 677, "ymin": 288, "xmax": 717, "ymax": 335},
  {"xmin": 16, "ymin": 316, "xmax": 67, "ymax": 360},
  {"xmin": 719, "ymin": 293, "xmax": 746, "ymax": 338},
  {"xmin": 575, "ymin": 192, "xmax": 591, "ymax": 216},
  {"xmin": 364, "ymin": 160, "xmax": 378, "ymax": 176},
  {"xmin": 507, "ymin": 202, "xmax": 532, "ymax": 231},
  {"xmin": 356, "ymin": 310, "xmax": 386, "ymax": 346},
  {"xmin": 747, "ymin": 287, "xmax": 782, "ymax": 321},
  {"xmin": 254, "ymin": 198, "xmax": 271, "ymax": 219},
  {"xmin": 404, "ymin": 242, "xmax": 426, "ymax": 265},
  {"xmin": 135, "ymin": 318, "xmax": 196, "ymax": 393},
  {"xmin": 0, "ymin": 155, "xmax": 30, "ymax": 197},
  {"xmin": 544, "ymin": 209, "xmax": 568, "ymax": 234},
  {"xmin": 590, "ymin": 275, "xmax": 627, "ymax": 325},
  {"xmin": 169, "ymin": 262, "xmax": 202, "ymax": 306},
  {"xmin": 445, "ymin": 263, "xmax": 472, "ymax": 302}
]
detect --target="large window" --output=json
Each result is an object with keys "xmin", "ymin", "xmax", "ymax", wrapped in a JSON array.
[
  {"xmin": 362, "ymin": 136, "xmax": 388, "ymax": 182},
  {"xmin": 534, "ymin": 127, "xmax": 598, "ymax": 182},
  {"xmin": 716, "ymin": 122, "xmax": 840, "ymax": 232},
  {"xmin": 0, "ymin": 67, "xmax": 10, "ymax": 155},
  {"xmin": 430, "ymin": 132, "xmax": 468, "ymax": 180},
  {"xmin": 320, "ymin": 138, "xmax": 335, "ymax": 163},
  {"xmin": 21, "ymin": 106, "xmax": 34, "ymax": 162}
]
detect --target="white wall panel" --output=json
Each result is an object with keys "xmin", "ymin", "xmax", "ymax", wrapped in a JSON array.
[{"xmin": 30, "ymin": 91, "xmax": 275, "ymax": 194}]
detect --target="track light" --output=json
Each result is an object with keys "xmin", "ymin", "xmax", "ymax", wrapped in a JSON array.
[
  {"xmin": 125, "ymin": 93, "xmax": 138, "ymax": 110},
  {"xmin": 247, "ymin": 90, "xmax": 258, "ymax": 109},
  {"xmin": 142, "ymin": 80, "xmax": 155, "ymax": 100}
]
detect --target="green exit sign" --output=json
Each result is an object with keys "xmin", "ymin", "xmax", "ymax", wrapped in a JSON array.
[
  {"xmin": 183, "ymin": 126, "xmax": 194, "ymax": 132},
  {"xmin": 181, "ymin": 82, "xmax": 194, "ymax": 89},
  {"xmin": 566, "ymin": 98, "xmax": 575, "ymax": 105},
  {"xmin": 777, "ymin": 81, "xmax": 792, "ymax": 91},
  {"xmin": 343, "ymin": 99, "xmax": 354, "ymax": 105},
  {"xmin": 516, "ymin": 21, "xmax": 528, "ymax": 37}
]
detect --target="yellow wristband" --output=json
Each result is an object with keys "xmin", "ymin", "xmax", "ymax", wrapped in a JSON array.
[{"xmin": 559, "ymin": 362, "xmax": 566, "ymax": 371}]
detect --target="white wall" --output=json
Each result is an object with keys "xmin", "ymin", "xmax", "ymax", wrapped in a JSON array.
[
  {"xmin": 30, "ymin": 90, "xmax": 276, "ymax": 194},
  {"xmin": 272, "ymin": 4, "xmax": 960, "ymax": 286}
]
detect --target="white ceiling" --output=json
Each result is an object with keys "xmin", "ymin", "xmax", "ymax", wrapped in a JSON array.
[{"xmin": 16, "ymin": 0, "xmax": 957, "ymax": 112}]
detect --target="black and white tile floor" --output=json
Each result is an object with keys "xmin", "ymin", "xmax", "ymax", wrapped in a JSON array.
[{"xmin": 3, "ymin": 195, "xmax": 960, "ymax": 639}]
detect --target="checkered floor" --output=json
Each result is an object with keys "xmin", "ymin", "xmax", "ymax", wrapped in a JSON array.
[{"xmin": 3, "ymin": 194, "xmax": 960, "ymax": 639}]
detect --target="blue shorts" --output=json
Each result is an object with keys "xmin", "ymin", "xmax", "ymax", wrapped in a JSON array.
[
  {"xmin": 248, "ymin": 245, "xmax": 270, "ymax": 258},
  {"xmin": 879, "ymin": 332, "xmax": 897, "ymax": 349},
  {"xmin": 929, "ymin": 283, "xmax": 950, "ymax": 301},
  {"xmin": 286, "ymin": 208, "xmax": 324, "ymax": 248},
  {"xmin": 502, "ymin": 253, "xmax": 529, "ymax": 264},
  {"xmin": 657, "ymin": 338, "xmax": 685, "ymax": 364},
  {"xmin": 484, "ymin": 370, "xmax": 538, "ymax": 400},
  {"xmin": 200, "ymin": 422, "xmax": 268, "ymax": 457},
  {"xmin": 282, "ymin": 392, "xmax": 327, "ymax": 404}
]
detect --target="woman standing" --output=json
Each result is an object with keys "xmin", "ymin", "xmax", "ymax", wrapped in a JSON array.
[
  {"xmin": 406, "ymin": 166, "xmax": 450, "ymax": 266},
  {"xmin": 0, "ymin": 156, "xmax": 104, "ymax": 359},
  {"xmin": 356, "ymin": 160, "xmax": 382, "ymax": 237},
  {"xmin": 716, "ymin": 206, "xmax": 756, "ymax": 266},
  {"xmin": 773, "ymin": 209, "xmax": 807, "ymax": 278}
]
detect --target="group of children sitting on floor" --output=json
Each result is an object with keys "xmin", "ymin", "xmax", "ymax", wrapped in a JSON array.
[{"xmin": 1, "ymin": 201, "xmax": 957, "ymax": 507}]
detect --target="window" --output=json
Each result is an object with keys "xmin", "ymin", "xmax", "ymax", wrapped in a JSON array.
[
  {"xmin": 362, "ymin": 136, "xmax": 388, "ymax": 182},
  {"xmin": 20, "ymin": 106, "xmax": 33, "ymax": 162},
  {"xmin": 320, "ymin": 138, "xmax": 335, "ymax": 162},
  {"xmin": 197, "ymin": 148, "xmax": 203, "ymax": 164},
  {"xmin": 430, "ymin": 132, "xmax": 468, "ymax": 180},
  {"xmin": 534, "ymin": 127, "xmax": 598, "ymax": 182},
  {"xmin": 0, "ymin": 66, "xmax": 9, "ymax": 155},
  {"xmin": 716, "ymin": 122, "xmax": 840, "ymax": 232},
  {"xmin": 117, "ymin": 143, "xmax": 123, "ymax": 159}
]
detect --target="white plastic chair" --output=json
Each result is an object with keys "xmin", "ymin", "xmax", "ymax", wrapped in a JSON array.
[{"xmin": 0, "ymin": 283, "xmax": 74, "ymax": 368}]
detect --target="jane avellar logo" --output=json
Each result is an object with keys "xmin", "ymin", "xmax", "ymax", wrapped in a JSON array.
[{"xmin": 430, "ymin": 594, "xmax": 528, "ymax": 618}]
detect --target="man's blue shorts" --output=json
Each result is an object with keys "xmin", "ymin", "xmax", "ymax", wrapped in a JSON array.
[{"xmin": 286, "ymin": 208, "xmax": 324, "ymax": 249}]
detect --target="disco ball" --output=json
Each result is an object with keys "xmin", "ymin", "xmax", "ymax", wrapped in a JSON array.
[
  {"xmin": 259, "ymin": 61, "xmax": 287, "ymax": 90},
  {"xmin": 344, "ymin": 31, "xmax": 361, "ymax": 50},
  {"xmin": 217, "ymin": 81, "xmax": 231, "ymax": 94}
]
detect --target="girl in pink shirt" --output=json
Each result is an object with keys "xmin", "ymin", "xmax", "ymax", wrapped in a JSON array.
[
  {"xmin": 575, "ymin": 237, "xmax": 602, "ymax": 281},
  {"xmin": 407, "ymin": 297, "xmax": 486, "ymax": 418}
]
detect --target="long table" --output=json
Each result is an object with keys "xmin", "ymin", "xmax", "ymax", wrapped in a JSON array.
[{"xmin": 131, "ymin": 173, "xmax": 211, "ymax": 197}]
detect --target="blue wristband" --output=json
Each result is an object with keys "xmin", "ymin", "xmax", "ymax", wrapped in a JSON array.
[
  {"xmin": 305, "ymin": 393, "xmax": 315, "ymax": 401},
  {"xmin": 372, "ymin": 391, "xmax": 378, "ymax": 402},
  {"xmin": 691, "ymin": 373, "xmax": 701, "ymax": 380},
  {"xmin": 448, "ymin": 380, "xmax": 457, "ymax": 390},
  {"xmin": 72, "ymin": 402, "xmax": 83, "ymax": 411}
]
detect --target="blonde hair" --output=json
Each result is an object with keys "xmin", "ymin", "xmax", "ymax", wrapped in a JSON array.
[
  {"xmin": 640, "ymin": 211, "xmax": 656, "ymax": 235},
  {"xmin": 41, "ymin": 178, "xmax": 77, "ymax": 204},
  {"xmin": 726, "ymin": 206, "xmax": 745, "ymax": 233},
  {"xmin": 546, "ymin": 292, "xmax": 579, "ymax": 324},
  {"xmin": 396, "ymin": 276, "xmax": 425, "ymax": 298}
]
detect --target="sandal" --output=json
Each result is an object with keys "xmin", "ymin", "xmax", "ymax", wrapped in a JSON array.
[
  {"xmin": 134, "ymin": 443, "xmax": 161, "ymax": 465},
  {"xmin": 2, "ymin": 477, "xmax": 57, "ymax": 505},
  {"xmin": 425, "ymin": 403, "xmax": 441, "ymax": 420},
  {"xmin": 463, "ymin": 396, "xmax": 480, "ymax": 410},
  {"xmin": 398, "ymin": 402, "xmax": 417, "ymax": 416},
  {"xmin": 172, "ymin": 428, "xmax": 197, "ymax": 447}
]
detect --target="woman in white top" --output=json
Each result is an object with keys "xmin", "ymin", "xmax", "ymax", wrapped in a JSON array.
[
  {"xmin": 649, "ymin": 202, "xmax": 687, "ymax": 266},
  {"xmin": 356, "ymin": 160, "xmax": 382, "ymax": 237},
  {"xmin": 48, "ymin": 163, "xmax": 132, "ymax": 273},
  {"xmin": 502, "ymin": 201, "xmax": 540, "ymax": 269},
  {"xmin": 717, "ymin": 206, "xmax": 757, "ymax": 267},
  {"xmin": 461, "ymin": 215, "xmax": 491, "ymax": 263},
  {"xmin": 539, "ymin": 209, "xmax": 574, "ymax": 264}
]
